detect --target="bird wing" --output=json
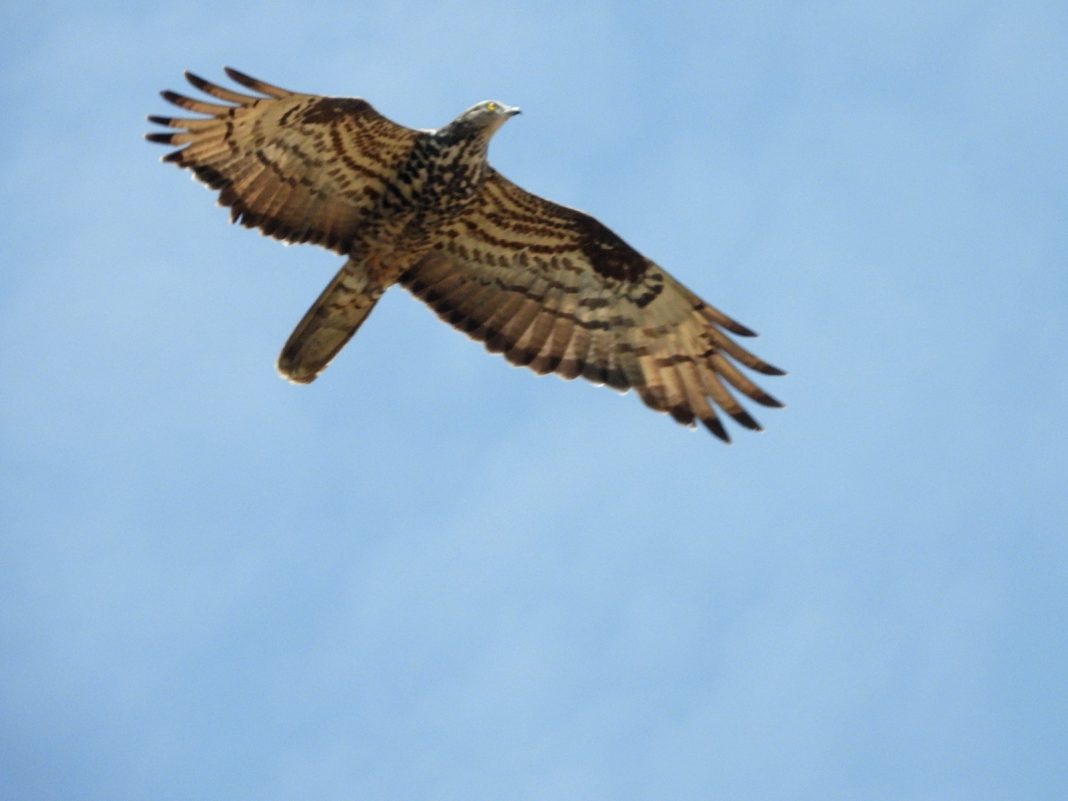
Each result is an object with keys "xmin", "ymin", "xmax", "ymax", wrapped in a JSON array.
[
  {"xmin": 146, "ymin": 68, "xmax": 420, "ymax": 254},
  {"xmin": 401, "ymin": 170, "xmax": 784, "ymax": 441}
]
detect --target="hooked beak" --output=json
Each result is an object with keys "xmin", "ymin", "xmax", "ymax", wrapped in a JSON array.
[{"xmin": 505, "ymin": 105, "xmax": 522, "ymax": 117}]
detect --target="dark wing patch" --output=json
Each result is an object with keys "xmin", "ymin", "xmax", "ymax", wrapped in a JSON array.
[
  {"xmin": 572, "ymin": 214, "xmax": 649, "ymax": 283},
  {"xmin": 146, "ymin": 68, "xmax": 420, "ymax": 253},
  {"xmin": 402, "ymin": 170, "xmax": 784, "ymax": 441}
]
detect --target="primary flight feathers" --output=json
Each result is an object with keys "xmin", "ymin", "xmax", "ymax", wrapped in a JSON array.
[{"xmin": 148, "ymin": 68, "xmax": 783, "ymax": 441}]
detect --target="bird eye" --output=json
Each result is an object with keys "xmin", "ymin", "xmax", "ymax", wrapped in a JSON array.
[{"xmin": 486, "ymin": 102, "xmax": 497, "ymax": 112}]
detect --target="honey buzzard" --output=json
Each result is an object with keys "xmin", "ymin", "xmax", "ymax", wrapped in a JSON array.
[{"xmin": 147, "ymin": 68, "xmax": 783, "ymax": 441}]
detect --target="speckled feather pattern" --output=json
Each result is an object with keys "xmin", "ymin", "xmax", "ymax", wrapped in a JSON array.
[{"xmin": 148, "ymin": 68, "xmax": 783, "ymax": 440}]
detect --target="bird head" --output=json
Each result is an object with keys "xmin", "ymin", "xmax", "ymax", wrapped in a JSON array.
[{"xmin": 455, "ymin": 100, "xmax": 521, "ymax": 135}]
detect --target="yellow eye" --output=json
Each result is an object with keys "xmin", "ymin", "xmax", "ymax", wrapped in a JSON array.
[{"xmin": 486, "ymin": 102, "xmax": 497, "ymax": 111}]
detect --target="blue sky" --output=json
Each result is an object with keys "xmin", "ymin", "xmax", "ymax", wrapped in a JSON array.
[{"xmin": 2, "ymin": 1, "xmax": 1066, "ymax": 799}]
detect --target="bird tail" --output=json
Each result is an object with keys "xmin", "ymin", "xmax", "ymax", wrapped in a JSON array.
[{"xmin": 277, "ymin": 257, "xmax": 386, "ymax": 383}]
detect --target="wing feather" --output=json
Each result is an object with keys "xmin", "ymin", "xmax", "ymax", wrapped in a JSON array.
[
  {"xmin": 530, "ymin": 312, "xmax": 575, "ymax": 377},
  {"xmin": 147, "ymin": 69, "xmax": 420, "ymax": 254},
  {"xmin": 224, "ymin": 66, "xmax": 292, "ymax": 99},
  {"xmin": 557, "ymin": 316, "xmax": 590, "ymax": 381},
  {"xmin": 184, "ymin": 71, "xmax": 261, "ymax": 104},
  {"xmin": 484, "ymin": 292, "xmax": 538, "ymax": 354},
  {"xmin": 401, "ymin": 170, "xmax": 784, "ymax": 438}
]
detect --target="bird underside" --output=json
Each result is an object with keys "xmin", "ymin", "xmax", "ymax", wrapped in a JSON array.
[{"xmin": 147, "ymin": 67, "xmax": 785, "ymax": 442}]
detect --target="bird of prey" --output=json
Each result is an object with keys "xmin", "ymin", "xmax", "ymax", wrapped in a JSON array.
[{"xmin": 147, "ymin": 68, "xmax": 783, "ymax": 441}]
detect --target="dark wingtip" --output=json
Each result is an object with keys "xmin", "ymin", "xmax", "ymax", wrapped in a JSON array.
[
  {"xmin": 757, "ymin": 363, "xmax": 787, "ymax": 377},
  {"xmin": 726, "ymin": 321, "xmax": 757, "ymax": 337},
  {"xmin": 159, "ymin": 89, "xmax": 189, "ymax": 107},
  {"xmin": 224, "ymin": 66, "xmax": 253, "ymax": 84},
  {"xmin": 145, "ymin": 132, "xmax": 175, "ymax": 144},
  {"xmin": 729, "ymin": 409, "xmax": 763, "ymax": 432},
  {"xmin": 668, "ymin": 404, "xmax": 697, "ymax": 427},
  {"xmin": 753, "ymin": 391, "xmax": 785, "ymax": 409},
  {"xmin": 184, "ymin": 70, "xmax": 209, "ymax": 90},
  {"xmin": 701, "ymin": 415, "xmax": 731, "ymax": 443}
]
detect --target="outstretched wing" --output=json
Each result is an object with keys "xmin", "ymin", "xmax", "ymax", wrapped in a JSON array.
[
  {"xmin": 146, "ymin": 68, "xmax": 419, "ymax": 253},
  {"xmin": 402, "ymin": 171, "xmax": 784, "ymax": 441}
]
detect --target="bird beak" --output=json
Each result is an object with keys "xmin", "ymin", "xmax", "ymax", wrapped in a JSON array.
[{"xmin": 506, "ymin": 106, "xmax": 522, "ymax": 116}]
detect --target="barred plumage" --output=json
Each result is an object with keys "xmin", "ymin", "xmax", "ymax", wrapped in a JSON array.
[{"xmin": 148, "ymin": 68, "xmax": 783, "ymax": 441}]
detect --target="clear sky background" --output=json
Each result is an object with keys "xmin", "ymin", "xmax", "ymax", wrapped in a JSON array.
[{"xmin": 2, "ymin": 2, "xmax": 1066, "ymax": 799}]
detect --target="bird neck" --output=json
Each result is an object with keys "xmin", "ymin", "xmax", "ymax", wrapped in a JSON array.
[
  {"xmin": 384, "ymin": 130, "xmax": 491, "ymax": 215},
  {"xmin": 431, "ymin": 123, "xmax": 492, "ymax": 163},
  {"xmin": 426, "ymin": 128, "xmax": 492, "ymax": 188}
]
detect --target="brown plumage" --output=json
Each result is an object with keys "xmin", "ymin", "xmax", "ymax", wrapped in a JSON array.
[{"xmin": 147, "ymin": 68, "xmax": 784, "ymax": 441}]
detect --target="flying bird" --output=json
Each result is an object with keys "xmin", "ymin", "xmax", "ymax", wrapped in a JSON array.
[{"xmin": 147, "ymin": 68, "xmax": 783, "ymax": 441}]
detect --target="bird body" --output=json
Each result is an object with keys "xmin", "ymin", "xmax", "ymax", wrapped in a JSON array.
[{"xmin": 148, "ymin": 68, "xmax": 783, "ymax": 441}]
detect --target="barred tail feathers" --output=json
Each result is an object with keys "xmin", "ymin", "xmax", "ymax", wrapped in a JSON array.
[{"xmin": 277, "ymin": 258, "xmax": 385, "ymax": 383}]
